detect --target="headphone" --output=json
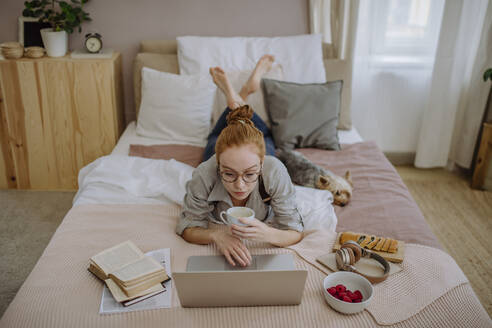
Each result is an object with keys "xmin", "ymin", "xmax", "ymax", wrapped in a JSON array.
[{"xmin": 335, "ymin": 241, "xmax": 390, "ymax": 283}]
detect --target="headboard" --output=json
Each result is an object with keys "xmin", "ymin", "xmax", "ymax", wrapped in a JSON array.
[{"xmin": 133, "ymin": 40, "xmax": 352, "ymax": 130}]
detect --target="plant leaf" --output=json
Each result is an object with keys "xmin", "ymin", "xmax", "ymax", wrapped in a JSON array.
[
  {"xmin": 22, "ymin": 8, "xmax": 33, "ymax": 17},
  {"xmin": 484, "ymin": 68, "xmax": 492, "ymax": 82}
]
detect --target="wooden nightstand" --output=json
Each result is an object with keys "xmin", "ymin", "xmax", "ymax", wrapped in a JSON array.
[
  {"xmin": 0, "ymin": 53, "xmax": 124, "ymax": 190},
  {"xmin": 472, "ymin": 122, "xmax": 492, "ymax": 190}
]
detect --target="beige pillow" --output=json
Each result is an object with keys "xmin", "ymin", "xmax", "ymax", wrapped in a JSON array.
[
  {"xmin": 211, "ymin": 64, "xmax": 284, "ymax": 128},
  {"xmin": 133, "ymin": 53, "xmax": 179, "ymax": 117},
  {"xmin": 324, "ymin": 59, "xmax": 352, "ymax": 130}
]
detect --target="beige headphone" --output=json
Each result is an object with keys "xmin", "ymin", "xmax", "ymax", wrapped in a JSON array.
[{"xmin": 335, "ymin": 240, "xmax": 390, "ymax": 283}]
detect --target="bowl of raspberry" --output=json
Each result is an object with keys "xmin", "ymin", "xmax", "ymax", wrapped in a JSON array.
[{"xmin": 323, "ymin": 271, "xmax": 373, "ymax": 314}]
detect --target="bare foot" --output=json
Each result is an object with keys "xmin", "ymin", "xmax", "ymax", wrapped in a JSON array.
[
  {"xmin": 240, "ymin": 54, "xmax": 275, "ymax": 99},
  {"xmin": 210, "ymin": 67, "xmax": 244, "ymax": 109}
]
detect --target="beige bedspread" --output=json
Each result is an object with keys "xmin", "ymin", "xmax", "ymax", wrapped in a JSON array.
[{"xmin": 1, "ymin": 204, "xmax": 490, "ymax": 328}]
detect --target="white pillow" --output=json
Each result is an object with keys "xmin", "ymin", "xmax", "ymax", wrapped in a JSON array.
[
  {"xmin": 177, "ymin": 34, "xmax": 326, "ymax": 84},
  {"xmin": 136, "ymin": 67, "xmax": 215, "ymax": 146},
  {"xmin": 211, "ymin": 64, "xmax": 284, "ymax": 128}
]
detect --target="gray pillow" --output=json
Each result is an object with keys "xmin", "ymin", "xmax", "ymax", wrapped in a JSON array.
[{"xmin": 261, "ymin": 78, "xmax": 342, "ymax": 150}]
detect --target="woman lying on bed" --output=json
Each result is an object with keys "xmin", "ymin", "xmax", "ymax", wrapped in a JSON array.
[{"xmin": 176, "ymin": 55, "xmax": 304, "ymax": 267}]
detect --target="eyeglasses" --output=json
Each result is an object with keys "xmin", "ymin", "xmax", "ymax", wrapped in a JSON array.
[{"xmin": 218, "ymin": 166, "xmax": 262, "ymax": 183}]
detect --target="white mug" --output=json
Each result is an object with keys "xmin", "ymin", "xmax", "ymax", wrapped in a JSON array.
[{"xmin": 219, "ymin": 207, "xmax": 255, "ymax": 226}]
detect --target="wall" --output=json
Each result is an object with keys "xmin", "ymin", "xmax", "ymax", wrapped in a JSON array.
[{"xmin": 0, "ymin": 0, "xmax": 309, "ymax": 123}]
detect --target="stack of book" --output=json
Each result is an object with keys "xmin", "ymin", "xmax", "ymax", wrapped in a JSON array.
[{"xmin": 89, "ymin": 240, "xmax": 170, "ymax": 306}]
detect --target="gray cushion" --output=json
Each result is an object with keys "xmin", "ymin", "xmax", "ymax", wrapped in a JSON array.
[{"xmin": 261, "ymin": 78, "xmax": 342, "ymax": 150}]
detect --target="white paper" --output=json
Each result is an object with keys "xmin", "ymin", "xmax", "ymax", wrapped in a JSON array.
[{"xmin": 99, "ymin": 248, "xmax": 172, "ymax": 314}]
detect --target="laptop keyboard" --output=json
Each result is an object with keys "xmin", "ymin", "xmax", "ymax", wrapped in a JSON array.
[{"xmin": 224, "ymin": 257, "xmax": 258, "ymax": 270}]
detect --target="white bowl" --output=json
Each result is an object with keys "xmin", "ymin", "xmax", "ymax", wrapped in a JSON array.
[{"xmin": 323, "ymin": 271, "xmax": 373, "ymax": 314}]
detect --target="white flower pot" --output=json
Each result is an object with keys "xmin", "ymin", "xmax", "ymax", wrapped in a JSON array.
[{"xmin": 40, "ymin": 28, "xmax": 68, "ymax": 57}]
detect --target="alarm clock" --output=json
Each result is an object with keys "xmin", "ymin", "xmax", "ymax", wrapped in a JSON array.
[{"xmin": 85, "ymin": 33, "xmax": 103, "ymax": 53}]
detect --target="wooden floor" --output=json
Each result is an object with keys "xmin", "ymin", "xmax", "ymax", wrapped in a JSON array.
[{"xmin": 395, "ymin": 166, "xmax": 492, "ymax": 317}]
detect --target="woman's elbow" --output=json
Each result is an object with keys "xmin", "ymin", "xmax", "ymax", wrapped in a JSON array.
[
  {"xmin": 278, "ymin": 230, "xmax": 303, "ymax": 247},
  {"xmin": 290, "ymin": 230, "xmax": 304, "ymax": 245},
  {"xmin": 182, "ymin": 227, "xmax": 195, "ymax": 242}
]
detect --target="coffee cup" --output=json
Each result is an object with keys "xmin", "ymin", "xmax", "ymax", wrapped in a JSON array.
[{"xmin": 219, "ymin": 207, "xmax": 255, "ymax": 226}]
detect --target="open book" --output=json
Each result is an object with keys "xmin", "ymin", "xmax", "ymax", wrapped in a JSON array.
[{"xmin": 89, "ymin": 241, "xmax": 170, "ymax": 302}]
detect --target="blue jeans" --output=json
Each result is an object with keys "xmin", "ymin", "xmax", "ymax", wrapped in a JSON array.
[{"xmin": 203, "ymin": 107, "xmax": 276, "ymax": 162}]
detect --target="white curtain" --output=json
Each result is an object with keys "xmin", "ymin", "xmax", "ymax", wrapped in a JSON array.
[
  {"xmin": 309, "ymin": 0, "xmax": 360, "ymax": 60},
  {"xmin": 448, "ymin": 2, "xmax": 492, "ymax": 169},
  {"xmin": 311, "ymin": 0, "xmax": 492, "ymax": 169},
  {"xmin": 309, "ymin": 0, "xmax": 333, "ymax": 44},
  {"xmin": 416, "ymin": 0, "xmax": 491, "ymax": 168},
  {"xmin": 348, "ymin": 0, "xmax": 445, "ymax": 154}
]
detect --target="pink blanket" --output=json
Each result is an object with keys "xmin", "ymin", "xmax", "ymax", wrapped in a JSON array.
[
  {"xmin": 298, "ymin": 141, "xmax": 441, "ymax": 249},
  {"xmin": 1, "ymin": 204, "xmax": 489, "ymax": 328}
]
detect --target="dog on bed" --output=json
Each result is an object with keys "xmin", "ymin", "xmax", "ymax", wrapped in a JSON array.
[{"xmin": 277, "ymin": 148, "xmax": 353, "ymax": 206}]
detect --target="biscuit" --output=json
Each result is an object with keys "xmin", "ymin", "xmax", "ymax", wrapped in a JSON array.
[
  {"xmin": 340, "ymin": 232, "xmax": 359, "ymax": 244},
  {"xmin": 381, "ymin": 238, "xmax": 392, "ymax": 252},
  {"xmin": 359, "ymin": 235, "xmax": 374, "ymax": 248},
  {"xmin": 374, "ymin": 238, "xmax": 385, "ymax": 251},
  {"xmin": 388, "ymin": 239, "xmax": 398, "ymax": 253},
  {"xmin": 367, "ymin": 237, "xmax": 380, "ymax": 249}
]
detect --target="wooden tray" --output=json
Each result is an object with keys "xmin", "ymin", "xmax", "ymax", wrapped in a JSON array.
[{"xmin": 332, "ymin": 232, "xmax": 405, "ymax": 263}]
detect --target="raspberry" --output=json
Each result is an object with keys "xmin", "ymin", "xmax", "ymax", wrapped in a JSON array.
[
  {"xmin": 346, "ymin": 291, "xmax": 357, "ymax": 300},
  {"xmin": 335, "ymin": 284, "xmax": 346, "ymax": 293},
  {"xmin": 354, "ymin": 290, "xmax": 363, "ymax": 300},
  {"xmin": 353, "ymin": 299, "xmax": 362, "ymax": 303},
  {"xmin": 338, "ymin": 292, "xmax": 347, "ymax": 299},
  {"xmin": 327, "ymin": 287, "xmax": 337, "ymax": 296},
  {"xmin": 342, "ymin": 296, "xmax": 352, "ymax": 303}
]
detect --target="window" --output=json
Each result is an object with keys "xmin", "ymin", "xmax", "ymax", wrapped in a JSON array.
[{"xmin": 369, "ymin": 0, "xmax": 445, "ymax": 66}]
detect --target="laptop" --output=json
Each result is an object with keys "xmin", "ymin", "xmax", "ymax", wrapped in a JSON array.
[{"xmin": 173, "ymin": 253, "xmax": 308, "ymax": 307}]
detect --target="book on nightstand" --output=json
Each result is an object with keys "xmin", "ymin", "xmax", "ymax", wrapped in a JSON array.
[{"xmin": 88, "ymin": 240, "xmax": 171, "ymax": 303}]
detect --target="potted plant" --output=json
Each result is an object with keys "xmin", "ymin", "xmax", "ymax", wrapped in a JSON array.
[
  {"xmin": 23, "ymin": 0, "xmax": 91, "ymax": 57},
  {"xmin": 484, "ymin": 68, "xmax": 492, "ymax": 82},
  {"xmin": 484, "ymin": 68, "xmax": 492, "ymax": 122}
]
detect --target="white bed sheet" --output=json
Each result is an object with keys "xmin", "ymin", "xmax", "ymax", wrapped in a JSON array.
[
  {"xmin": 74, "ymin": 121, "xmax": 362, "ymax": 231},
  {"xmin": 111, "ymin": 121, "xmax": 364, "ymax": 156},
  {"xmin": 73, "ymin": 155, "xmax": 337, "ymax": 231}
]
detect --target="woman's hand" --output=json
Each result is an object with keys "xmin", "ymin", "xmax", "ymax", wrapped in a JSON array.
[
  {"xmin": 231, "ymin": 218, "xmax": 304, "ymax": 247},
  {"xmin": 212, "ymin": 229, "xmax": 252, "ymax": 267},
  {"xmin": 230, "ymin": 217, "xmax": 274, "ymax": 243}
]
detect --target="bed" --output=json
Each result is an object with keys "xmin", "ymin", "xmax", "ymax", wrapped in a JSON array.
[{"xmin": 1, "ymin": 38, "xmax": 490, "ymax": 328}]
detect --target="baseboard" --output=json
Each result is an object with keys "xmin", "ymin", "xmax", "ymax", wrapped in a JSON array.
[{"xmin": 384, "ymin": 152, "xmax": 416, "ymax": 165}]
